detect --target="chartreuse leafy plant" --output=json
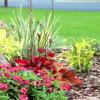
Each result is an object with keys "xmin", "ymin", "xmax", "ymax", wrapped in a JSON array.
[
  {"xmin": 0, "ymin": 29, "xmax": 20, "ymax": 61},
  {"xmin": 92, "ymin": 41, "xmax": 100, "ymax": 55},
  {"xmin": 61, "ymin": 39, "xmax": 96, "ymax": 73},
  {"xmin": 10, "ymin": 12, "xmax": 59, "ymax": 59}
]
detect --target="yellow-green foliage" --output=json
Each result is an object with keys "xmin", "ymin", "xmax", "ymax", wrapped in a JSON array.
[
  {"xmin": 61, "ymin": 39, "xmax": 96, "ymax": 73},
  {"xmin": 0, "ymin": 29, "xmax": 20, "ymax": 61}
]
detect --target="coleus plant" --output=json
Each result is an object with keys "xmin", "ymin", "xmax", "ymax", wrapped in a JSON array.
[{"xmin": 15, "ymin": 48, "xmax": 83, "ymax": 86}]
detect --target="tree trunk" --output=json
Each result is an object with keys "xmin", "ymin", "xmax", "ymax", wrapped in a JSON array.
[{"xmin": 4, "ymin": 0, "xmax": 8, "ymax": 7}]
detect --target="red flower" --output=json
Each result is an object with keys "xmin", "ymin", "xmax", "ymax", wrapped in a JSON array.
[
  {"xmin": 44, "ymin": 60, "xmax": 51, "ymax": 66},
  {"xmin": 15, "ymin": 59, "xmax": 29, "ymax": 66},
  {"xmin": 40, "ymin": 57, "xmax": 46, "ymax": 63},
  {"xmin": 20, "ymin": 88, "xmax": 28, "ymax": 94},
  {"xmin": 60, "ymin": 83, "xmax": 71, "ymax": 91},
  {"xmin": 19, "ymin": 94, "xmax": 29, "ymax": 100},
  {"xmin": 58, "ymin": 68, "xmax": 67, "ymax": 74},
  {"xmin": 33, "ymin": 56, "xmax": 40, "ymax": 63},
  {"xmin": 47, "ymin": 51, "xmax": 55, "ymax": 58},
  {"xmin": 51, "ymin": 66, "xmax": 57, "ymax": 74},
  {"xmin": 38, "ymin": 48, "xmax": 45, "ymax": 53}
]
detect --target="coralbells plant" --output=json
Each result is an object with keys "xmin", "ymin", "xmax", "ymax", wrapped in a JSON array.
[{"xmin": 10, "ymin": 12, "xmax": 59, "ymax": 59}]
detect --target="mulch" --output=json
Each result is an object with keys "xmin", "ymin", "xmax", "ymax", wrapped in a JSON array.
[{"xmin": 68, "ymin": 56, "xmax": 100, "ymax": 100}]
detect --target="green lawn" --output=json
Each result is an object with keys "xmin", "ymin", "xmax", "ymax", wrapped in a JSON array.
[{"xmin": 0, "ymin": 7, "xmax": 100, "ymax": 44}]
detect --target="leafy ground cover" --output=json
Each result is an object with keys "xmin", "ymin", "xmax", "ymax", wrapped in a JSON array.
[{"xmin": 0, "ymin": 7, "xmax": 100, "ymax": 44}]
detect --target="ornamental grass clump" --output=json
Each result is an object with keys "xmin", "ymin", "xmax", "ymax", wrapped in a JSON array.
[{"xmin": 10, "ymin": 12, "xmax": 59, "ymax": 59}]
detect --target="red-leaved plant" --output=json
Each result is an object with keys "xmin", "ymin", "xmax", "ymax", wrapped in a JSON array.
[{"xmin": 15, "ymin": 48, "xmax": 83, "ymax": 86}]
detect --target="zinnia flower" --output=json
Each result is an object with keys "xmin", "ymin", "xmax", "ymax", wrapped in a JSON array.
[
  {"xmin": 20, "ymin": 88, "xmax": 28, "ymax": 94},
  {"xmin": 0, "ymin": 83, "xmax": 9, "ymax": 91},
  {"xmin": 13, "ymin": 76, "xmax": 23, "ymax": 82},
  {"xmin": 19, "ymin": 94, "xmax": 29, "ymax": 100},
  {"xmin": 4, "ymin": 73, "xmax": 11, "ymax": 78},
  {"xmin": 21, "ymin": 80, "xmax": 30, "ymax": 85},
  {"xmin": 60, "ymin": 83, "xmax": 71, "ymax": 91},
  {"xmin": 45, "ymin": 79, "xmax": 52, "ymax": 87}
]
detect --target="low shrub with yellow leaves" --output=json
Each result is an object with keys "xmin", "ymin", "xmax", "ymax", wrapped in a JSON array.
[{"xmin": 0, "ymin": 29, "xmax": 20, "ymax": 61}]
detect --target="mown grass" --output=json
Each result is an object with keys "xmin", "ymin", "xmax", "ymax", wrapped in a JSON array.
[{"xmin": 0, "ymin": 7, "xmax": 100, "ymax": 44}]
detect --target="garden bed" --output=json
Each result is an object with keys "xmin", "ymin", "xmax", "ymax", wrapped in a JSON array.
[{"xmin": 0, "ymin": 9, "xmax": 100, "ymax": 99}]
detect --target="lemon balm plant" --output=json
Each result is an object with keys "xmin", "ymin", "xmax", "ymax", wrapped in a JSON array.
[
  {"xmin": 61, "ymin": 39, "xmax": 96, "ymax": 73},
  {"xmin": 0, "ymin": 29, "xmax": 20, "ymax": 61},
  {"xmin": 68, "ymin": 39, "xmax": 96, "ymax": 72}
]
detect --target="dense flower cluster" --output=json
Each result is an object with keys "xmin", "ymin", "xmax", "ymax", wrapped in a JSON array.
[
  {"xmin": 0, "ymin": 82, "xmax": 9, "ymax": 91},
  {"xmin": 0, "ymin": 48, "xmax": 83, "ymax": 100}
]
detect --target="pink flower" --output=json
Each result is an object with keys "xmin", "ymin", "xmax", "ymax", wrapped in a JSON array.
[
  {"xmin": 60, "ymin": 84, "xmax": 71, "ymax": 91},
  {"xmin": 19, "ymin": 94, "xmax": 29, "ymax": 100},
  {"xmin": 32, "ymin": 81, "xmax": 42, "ymax": 87},
  {"xmin": 41, "ymin": 75, "xmax": 48, "ymax": 80},
  {"xmin": 36, "ymin": 81, "xmax": 42, "ymax": 87},
  {"xmin": 13, "ymin": 76, "xmax": 23, "ymax": 82},
  {"xmin": 45, "ymin": 79, "xmax": 52, "ymax": 87},
  {"xmin": 20, "ymin": 88, "xmax": 28, "ymax": 94},
  {"xmin": 32, "ymin": 81, "xmax": 37, "ymax": 86},
  {"xmin": 0, "ymin": 83, "xmax": 9, "ymax": 91},
  {"xmin": 48, "ymin": 87, "xmax": 53, "ymax": 93},
  {"xmin": 0, "ymin": 64, "xmax": 11, "ymax": 69},
  {"xmin": 37, "ymin": 70, "xmax": 47, "ymax": 76},
  {"xmin": 4, "ymin": 73, "xmax": 10, "ymax": 78},
  {"xmin": 21, "ymin": 80, "xmax": 30, "ymax": 85},
  {"xmin": 10, "ymin": 67, "xmax": 28, "ymax": 72}
]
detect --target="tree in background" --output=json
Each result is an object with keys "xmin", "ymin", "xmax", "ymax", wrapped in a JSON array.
[{"xmin": 4, "ymin": 0, "xmax": 8, "ymax": 7}]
